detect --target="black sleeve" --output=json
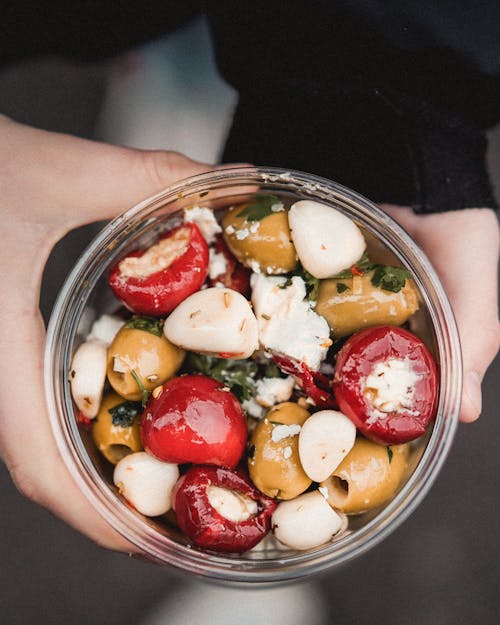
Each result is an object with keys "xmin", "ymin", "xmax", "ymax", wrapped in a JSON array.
[
  {"xmin": 209, "ymin": 2, "xmax": 500, "ymax": 213},
  {"xmin": 1, "ymin": 2, "xmax": 202, "ymax": 66}
]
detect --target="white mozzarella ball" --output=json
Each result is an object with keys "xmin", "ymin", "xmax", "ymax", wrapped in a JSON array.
[
  {"xmin": 288, "ymin": 200, "xmax": 366, "ymax": 278},
  {"xmin": 206, "ymin": 485, "xmax": 258, "ymax": 522},
  {"xmin": 298, "ymin": 410, "xmax": 356, "ymax": 482},
  {"xmin": 113, "ymin": 452, "xmax": 179, "ymax": 517},
  {"xmin": 254, "ymin": 376, "xmax": 295, "ymax": 407},
  {"xmin": 163, "ymin": 287, "xmax": 259, "ymax": 359},
  {"xmin": 272, "ymin": 491, "xmax": 343, "ymax": 550},
  {"xmin": 69, "ymin": 340, "xmax": 107, "ymax": 418}
]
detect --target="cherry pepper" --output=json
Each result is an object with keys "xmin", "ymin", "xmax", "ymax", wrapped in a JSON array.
[
  {"xmin": 109, "ymin": 222, "xmax": 209, "ymax": 316},
  {"xmin": 172, "ymin": 466, "xmax": 277, "ymax": 553},
  {"xmin": 333, "ymin": 325, "xmax": 438, "ymax": 445},
  {"xmin": 141, "ymin": 375, "xmax": 247, "ymax": 468}
]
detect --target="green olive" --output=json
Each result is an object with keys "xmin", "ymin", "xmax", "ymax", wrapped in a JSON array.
[
  {"xmin": 320, "ymin": 438, "xmax": 409, "ymax": 514},
  {"xmin": 107, "ymin": 325, "xmax": 185, "ymax": 401},
  {"xmin": 222, "ymin": 203, "xmax": 297, "ymax": 274},
  {"xmin": 92, "ymin": 392, "xmax": 143, "ymax": 464},
  {"xmin": 248, "ymin": 402, "xmax": 311, "ymax": 500},
  {"xmin": 316, "ymin": 271, "xmax": 419, "ymax": 337}
]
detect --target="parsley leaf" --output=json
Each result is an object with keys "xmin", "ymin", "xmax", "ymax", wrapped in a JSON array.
[
  {"xmin": 298, "ymin": 265, "xmax": 320, "ymax": 302},
  {"xmin": 327, "ymin": 251, "xmax": 412, "ymax": 294},
  {"xmin": 186, "ymin": 353, "xmax": 258, "ymax": 402},
  {"xmin": 371, "ymin": 266, "xmax": 412, "ymax": 293},
  {"xmin": 387, "ymin": 447, "xmax": 393, "ymax": 464},
  {"xmin": 264, "ymin": 360, "xmax": 284, "ymax": 378},
  {"xmin": 336, "ymin": 282, "xmax": 350, "ymax": 294},
  {"xmin": 108, "ymin": 401, "xmax": 142, "ymax": 427},
  {"xmin": 279, "ymin": 263, "xmax": 320, "ymax": 303},
  {"xmin": 125, "ymin": 316, "xmax": 163, "ymax": 337},
  {"xmin": 237, "ymin": 194, "xmax": 283, "ymax": 221},
  {"xmin": 330, "ymin": 252, "xmax": 376, "ymax": 279}
]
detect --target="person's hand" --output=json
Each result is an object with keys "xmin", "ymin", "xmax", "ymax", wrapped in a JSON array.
[
  {"xmin": 0, "ymin": 116, "xmax": 212, "ymax": 552},
  {"xmin": 381, "ymin": 204, "xmax": 500, "ymax": 422}
]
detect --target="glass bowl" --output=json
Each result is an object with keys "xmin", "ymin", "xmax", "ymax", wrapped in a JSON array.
[{"xmin": 45, "ymin": 166, "xmax": 461, "ymax": 583}]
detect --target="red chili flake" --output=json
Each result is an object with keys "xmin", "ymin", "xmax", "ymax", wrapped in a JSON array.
[
  {"xmin": 351, "ymin": 264, "xmax": 365, "ymax": 276},
  {"xmin": 272, "ymin": 354, "xmax": 338, "ymax": 409}
]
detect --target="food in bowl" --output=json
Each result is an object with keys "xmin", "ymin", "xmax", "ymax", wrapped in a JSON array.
[{"xmin": 69, "ymin": 193, "xmax": 438, "ymax": 555}]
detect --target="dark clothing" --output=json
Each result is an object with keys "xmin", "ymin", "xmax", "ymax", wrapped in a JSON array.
[{"xmin": 3, "ymin": 1, "xmax": 500, "ymax": 212}]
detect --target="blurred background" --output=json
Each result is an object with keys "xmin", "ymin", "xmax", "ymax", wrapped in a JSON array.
[{"xmin": 1, "ymin": 14, "xmax": 499, "ymax": 625}]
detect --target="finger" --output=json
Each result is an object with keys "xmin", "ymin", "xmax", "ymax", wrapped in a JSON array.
[
  {"xmin": 382, "ymin": 205, "xmax": 500, "ymax": 422},
  {"xmin": 2, "ymin": 117, "xmax": 212, "ymax": 230},
  {"xmin": 0, "ymin": 300, "xmax": 135, "ymax": 552}
]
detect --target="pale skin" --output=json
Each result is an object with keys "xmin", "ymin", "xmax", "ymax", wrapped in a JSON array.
[{"xmin": 0, "ymin": 116, "xmax": 499, "ymax": 552}]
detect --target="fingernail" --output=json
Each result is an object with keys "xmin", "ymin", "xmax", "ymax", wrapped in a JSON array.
[{"xmin": 464, "ymin": 371, "xmax": 482, "ymax": 419}]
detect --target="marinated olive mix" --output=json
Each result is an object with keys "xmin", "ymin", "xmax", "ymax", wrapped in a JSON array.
[{"xmin": 70, "ymin": 198, "xmax": 438, "ymax": 554}]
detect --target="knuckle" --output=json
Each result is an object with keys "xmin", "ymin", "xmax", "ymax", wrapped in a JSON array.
[{"xmin": 140, "ymin": 150, "xmax": 194, "ymax": 190}]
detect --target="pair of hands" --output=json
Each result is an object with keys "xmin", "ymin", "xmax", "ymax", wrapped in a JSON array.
[{"xmin": 1, "ymin": 116, "xmax": 499, "ymax": 552}]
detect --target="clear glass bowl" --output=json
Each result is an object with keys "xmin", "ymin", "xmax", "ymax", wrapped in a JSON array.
[{"xmin": 45, "ymin": 167, "xmax": 461, "ymax": 583}]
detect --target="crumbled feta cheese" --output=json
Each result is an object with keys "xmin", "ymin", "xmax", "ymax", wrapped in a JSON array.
[
  {"xmin": 255, "ymin": 376, "xmax": 295, "ymax": 407},
  {"xmin": 235, "ymin": 228, "xmax": 250, "ymax": 240},
  {"xmin": 319, "ymin": 362, "xmax": 334, "ymax": 375},
  {"xmin": 283, "ymin": 446, "xmax": 293, "ymax": 460},
  {"xmin": 184, "ymin": 206, "xmax": 221, "ymax": 244},
  {"xmin": 271, "ymin": 423, "xmax": 301, "ymax": 443},
  {"xmin": 251, "ymin": 274, "xmax": 331, "ymax": 370},
  {"xmin": 225, "ymin": 225, "xmax": 236, "ymax": 235},
  {"xmin": 249, "ymin": 222, "xmax": 260, "ymax": 233},
  {"xmin": 271, "ymin": 200, "xmax": 285, "ymax": 212},
  {"xmin": 208, "ymin": 248, "xmax": 228, "ymax": 280},
  {"xmin": 250, "ymin": 261, "xmax": 261, "ymax": 274},
  {"xmin": 364, "ymin": 358, "xmax": 421, "ymax": 413},
  {"xmin": 242, "ymin": 397, "xmax": 265, "ymax": 419}
]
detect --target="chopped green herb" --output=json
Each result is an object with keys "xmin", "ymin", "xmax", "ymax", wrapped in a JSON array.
[
  {"xmin": 108, "ymin": 401, "xmax": 142, "ymax": 427},
  {"xmin": 371, "ymin": 265, "xmax": 412, "ymax": 293},
  {"xmin": 328, "ymin": 250, "xmax": 412, "ymax": 294},
  {"xmin": 237, "ymin": 194, "xmax": 283, "ymax": 222},
  {"xmin": 186, "ymin": 353, "xmax": 258, "ymax": 402},
  {"xmin": 264, "ymin": 360, "xmax": 283, "ymax": 378},
  {"xmin": 124, "ymin": 316, "xmax": 163, "ymax": 338},
  {"xmin": 336, "ymin": 282, "xmax": 350, "ymax": 294},
  {"xmin": 130, "ymin": 369, "xmax": 151, "ymax": 407},
  {"xmin": 387, "ymin": 447, "xmax": 393, "ymax": 464},
  {"xmin": 278, "ymin": 263, "xmax": 320, "ymax": 303},
  {"xmin": 330, "ymin": 252, "xmax": 376, "ymax": 279},
  {"xmin": 299, "ymin": 266, "xmax": 320, "ymax": 302}
]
